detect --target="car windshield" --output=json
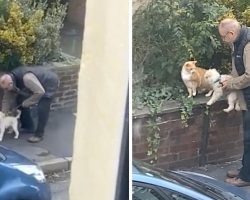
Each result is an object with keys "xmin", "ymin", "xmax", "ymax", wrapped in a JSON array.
[{"xmin": 133, "ymin": 160, "xmax": 244, "ymax": 200}]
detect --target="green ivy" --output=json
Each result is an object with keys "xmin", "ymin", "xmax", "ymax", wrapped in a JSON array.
[
  {"xmin": 133, "ymin": 84, "xmax": 172, "ymax": 163},
  {"xmin": 146, "ymin": 117, "xmax": 161, "ymax": 163},
  {"xmin": 134, "ymin": 84, "xmax": 195, "ymax": 163},
  {"xmin": 178, "ymin": 96, "xmax": 194, "ymax": 128}
]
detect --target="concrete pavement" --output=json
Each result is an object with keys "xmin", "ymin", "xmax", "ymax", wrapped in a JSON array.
[
  {"xmin": 190, "ymin": 159, "xmax": 250, "ymax": 193},
  {"xmin": 50, "ymin": 180, "xmax": 69, "ymax": 200},
  {"xmin": 1, "ymin": 110, "xmax": 75, "ymax": 173},
  {"xmin": 47, "ymin": 171, "xmax": 70, "ymax": 200}
]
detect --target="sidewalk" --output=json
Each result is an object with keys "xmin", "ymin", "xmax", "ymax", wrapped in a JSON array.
[
  {"xmin": 190, "ymin": 160, "xmax": 250, "ymax": 193},
  {"xmin": 1, "ymin": 110, "xmax": 75, "ymax": 174}
]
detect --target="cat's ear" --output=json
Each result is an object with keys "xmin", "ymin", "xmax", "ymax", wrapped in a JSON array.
[
  {"xmin": 183, "ymin": 62, "xmax": 189, "ymax": 67},
  {"xmin": 193, "ymin": 61, "xmax": 197, "ymax": 64}
]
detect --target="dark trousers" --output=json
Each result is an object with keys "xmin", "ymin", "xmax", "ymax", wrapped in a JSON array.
[
  {"xmin": 239, "ymin": 110, "xmax": 250, "ymax": 182},
  {"xmin": 17, "ymin": 97, "xmax": 52, "ymax": 138}
]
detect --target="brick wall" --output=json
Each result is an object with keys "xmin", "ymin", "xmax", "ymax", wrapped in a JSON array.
[
  {"xmin": 50, "ymin": 62, "xmax": 80, "ymax": 111},
  {"xmin": 67, "ymin": 0, "xmax": 86, "ymax": 27},
  {"xmin": 133, "ymin": 99, "xmax": 243, "ymax": 170}
]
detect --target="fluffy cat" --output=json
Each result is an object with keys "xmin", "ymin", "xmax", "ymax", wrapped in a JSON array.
[
  {"xmin": 181, "ymin": 61, "xmax": 213, "ymax": 98},
  {"xmin": 204, "ymin": 68, "xmax": 240, "ymax": 112}
]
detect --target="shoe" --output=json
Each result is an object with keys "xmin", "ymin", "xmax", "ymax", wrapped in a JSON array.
[
  {"xmin": 27, "ymin": 136, "xmax": 43, "ymax": 143},
  {"xmin": 226, "ymin": 169, "xmax": 240, "ymax": 178},
  {"xmin": 225, "ymin": 177, "xmax": 250, "ymax": 187}
]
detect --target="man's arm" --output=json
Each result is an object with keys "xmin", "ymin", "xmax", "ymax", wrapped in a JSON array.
[
  {"xmin": 22, "ymin": 73, "xmax": 45, "ymax": 107},
  {"xmin": 227, "ymin": 43, "xmax": 250, "ymax": 90}
]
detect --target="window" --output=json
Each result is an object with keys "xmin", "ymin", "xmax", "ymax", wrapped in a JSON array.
[
  {"xmin": 133, "ymin": 185, "xmax": 165, "ymax": 200},
  {"xmin": 169, "ymin": 193, "xmax": 194, "ymax": 200},
  {"xmin": 163, "ymin": 188, "xmax": 196, "ymax": 200}
]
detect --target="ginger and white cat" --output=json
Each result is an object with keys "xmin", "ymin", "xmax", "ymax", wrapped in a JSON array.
[
  {"xmin": 204, "ymin": 68, "xmax": 240, "ymax": 112},
  {"xmin": 181, "ymin": 61, "xmax": 213, "ymax": 98}
]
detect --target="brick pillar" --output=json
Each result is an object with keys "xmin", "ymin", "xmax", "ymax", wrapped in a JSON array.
[{"xmin": 67, "ymin": 0, "xmax": 86, "ymax": 27}]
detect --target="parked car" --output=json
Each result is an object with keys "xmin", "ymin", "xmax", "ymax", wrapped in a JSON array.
[
  {"xmin": 0, "ymin": 145, "xmax": 51, "ymax": 200},
  {"xmin": 133, "ymin": 160, "xmax": 250, "ymax": 200}
]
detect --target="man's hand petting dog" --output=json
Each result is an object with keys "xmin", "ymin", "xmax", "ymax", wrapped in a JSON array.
[
  {"xmin": 221, "ymin": 80, "xmax": 228, "ymax": 89},
  {"xmin": 221, "ymin": 78, "xmax": 232, "ymax": 90}
]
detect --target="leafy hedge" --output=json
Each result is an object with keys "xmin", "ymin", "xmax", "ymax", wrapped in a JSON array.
[
  {"xmin": 133, "ymin": 0, "xmax": 250, "ymax": 109},
  {"xmin": 0, "ymin": 0, "xmax": 67, "ymax": 70}
]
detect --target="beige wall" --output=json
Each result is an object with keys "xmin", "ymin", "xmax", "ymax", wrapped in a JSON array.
[{"xmin": 69, "ymin": 0, "xmax": 128, "ymax": 199}]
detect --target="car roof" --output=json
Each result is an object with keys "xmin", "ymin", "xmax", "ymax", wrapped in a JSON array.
[
  {"xmin": 132, "ymin": 160, "xmax": 189, "ymax": 187},
  {"xmin": 132, "ymin": 160, "xmax": 248, "ymax": 200}
]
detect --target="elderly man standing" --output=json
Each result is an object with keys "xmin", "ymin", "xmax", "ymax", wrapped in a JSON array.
[
  {"xmin": 219, "ymin": 18, "xmax": 250, "ymax": 186},
  {"xmin": 0, "ymin": 66, "xmax": 59, "ymax": 143}
]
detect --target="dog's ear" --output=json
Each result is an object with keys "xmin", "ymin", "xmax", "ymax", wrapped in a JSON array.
[{"xmin": 210, "ymin": 68, "xmax": 218, "ymax": 74}]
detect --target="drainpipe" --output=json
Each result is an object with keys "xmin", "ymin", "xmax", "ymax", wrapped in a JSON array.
[{"xmin": 199, "ymin": 106, "xmax": 210, "ymax": 166}]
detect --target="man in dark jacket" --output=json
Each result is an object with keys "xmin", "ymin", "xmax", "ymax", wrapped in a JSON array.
[
  {"xmin": 0, "ymin": 66, "xmax": 59, "ymax": 143},
  {"xmin": 219, "ymin": 18, "xmax": 250, "ymax": 186}
]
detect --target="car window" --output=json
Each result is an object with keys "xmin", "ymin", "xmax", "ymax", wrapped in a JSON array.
[
  {"xmin": 133, "ymin": 185, "xmax": 166, "ymax": 200},
  {"xmin": 170, "ymin": 193, "xmax": 194, "ymax": 200},
  {"xmin": 163, "ymin": 188, "xmax": 195, "ymax": 200}
]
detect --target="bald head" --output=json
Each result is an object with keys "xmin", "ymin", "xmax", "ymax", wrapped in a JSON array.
[
  {"xmin": 218, "ymin": 18, "xmax": 241, "ymax": 43},
  {"xmin": 0, "ymin": 74, "xmax": 13, "ymax": 90},
  {"xmin": 219, "ymin": 18, "xmax": 241, "ymax": 32}
]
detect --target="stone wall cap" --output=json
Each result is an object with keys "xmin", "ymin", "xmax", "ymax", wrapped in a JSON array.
[{"xmin": 133, "ymin": 96, "xmax": 226, "ymax": 119}]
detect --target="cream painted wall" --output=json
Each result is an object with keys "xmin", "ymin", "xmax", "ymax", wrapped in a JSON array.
[{"xmin": 69, "ymin": 0, "xmax": 128, "ymax": 199}]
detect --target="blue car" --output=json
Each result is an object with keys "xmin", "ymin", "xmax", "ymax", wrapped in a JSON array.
[
  {"xmin": 0, "ymin": 145, "xmax": 51, "ymax": 200},
  {"xmin": 133, "ymin": 160, "xmax": 250, "ymax": 200}
]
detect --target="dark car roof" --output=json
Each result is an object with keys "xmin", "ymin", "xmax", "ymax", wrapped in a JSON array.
[{"xmin": 133, "ymin": 160, "xmax": 248, "ymax": 200}]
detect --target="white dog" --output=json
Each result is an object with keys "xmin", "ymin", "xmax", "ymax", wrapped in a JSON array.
[
  {"xmin": 0, "ymin": 110, "xmax": 21, "ymax": 141},
  {"xmin": 204, "ymin": 69, "xmax": 240, "ymax": 112}
]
